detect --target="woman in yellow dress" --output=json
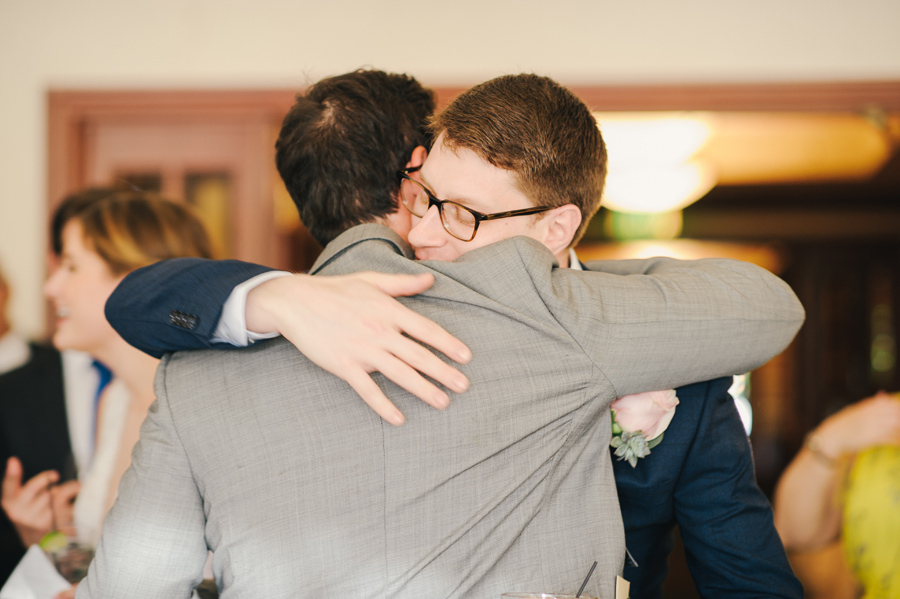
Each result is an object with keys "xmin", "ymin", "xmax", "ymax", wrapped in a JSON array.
[
  {"xmin": 775, "ymin": 392, "xmax": 900, "ymax": 599},
  {"xmin": 843, "ymin": 444, "xmax": 900, "ymax": 599}
]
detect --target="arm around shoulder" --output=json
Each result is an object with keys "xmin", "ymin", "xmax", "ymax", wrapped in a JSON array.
[
  {"xmin": 569, "ymin": 256, "xmax": 805, "ymax": 395},
  {"xmin": 105, "ymin": 258, "xmax": 275, "ymax": 358}
]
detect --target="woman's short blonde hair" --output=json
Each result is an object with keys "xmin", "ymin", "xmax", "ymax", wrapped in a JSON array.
[{"xmin": 52, "ymin": 189, "xmax": 214, "ymax": 275}]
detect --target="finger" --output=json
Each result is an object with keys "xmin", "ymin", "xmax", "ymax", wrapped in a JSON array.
[
  {"xmin": 363, "ymin": 272, "xmax": 436, "ymax": 298},
  {"xmin": 19, "ymin": 470, "xmax": 60, "ymax": 501},
  {"xmin": 53, "ymin": 480, "xmax": 81, "ymax": 503},
  {"xmin": 2, "ymin": 457, "xmax": 24, "ymax": 499},
  {"xmin": 356, "ymin": 272, "xmax": 472, "ymax": 365},
  {"xmin": 385, "ymin": 334, "xmax": 469, "ymax": 395},
  {"xmin": 396, "ymin": 308, "xmax": 472, "ymax": 365},
  {"xmin": 51, "ymin": 483, "xmax": 79, "ymax": 531},
  {"xmin": 55, "ymin": 585, "xmax": 77, "ymax": 599},
  {"xmin": 373, "ymin": 354, "xmax": 452, "ymax": 411},
  {"xmin": 343, "ymin": 370, "xmax": 406, "ymax": 426}
]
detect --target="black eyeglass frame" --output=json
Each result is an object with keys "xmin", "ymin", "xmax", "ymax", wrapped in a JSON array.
[{"xmin": 397, "ymin": 166, "xmax": 553, "ymax": 242}]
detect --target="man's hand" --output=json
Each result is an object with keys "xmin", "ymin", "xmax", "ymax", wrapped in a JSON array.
[
  {"xmin": 55, "ymin": 584, "xmax": 77, "ymax": 599},
  {"xmin": 246, "ymin": 271, "xmax": 472, "ymax": 425},
  {"xmin": 1, "ymin": 457, "xmax": 58, "ymax": 547}
]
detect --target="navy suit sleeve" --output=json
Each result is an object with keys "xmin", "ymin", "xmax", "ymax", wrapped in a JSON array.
[
  {"xmin": 674, "ymin": 381, "xmax": 803, "ymax": 599},
  {"xmin": 105, "ymin": 257, "xmax": 275, "ymax": 358}
]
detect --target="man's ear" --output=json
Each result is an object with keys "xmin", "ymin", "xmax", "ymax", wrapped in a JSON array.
[
  {"xmin": 405, "ymin": 145, "xmax": 428, "ymax": 171},
  {"xmin": 542, "ymin": 204, "xmax": 582, "ymax": 257}
]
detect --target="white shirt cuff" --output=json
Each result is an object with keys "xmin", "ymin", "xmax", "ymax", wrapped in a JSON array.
[{"xmin": 211, "ymin": 270, "xmax": 292, "ymax": 346}]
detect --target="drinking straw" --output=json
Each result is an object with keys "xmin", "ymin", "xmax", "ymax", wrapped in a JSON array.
[{"xmin": 575, "ymin": 561, "xmax": 598, "ymax": 598}]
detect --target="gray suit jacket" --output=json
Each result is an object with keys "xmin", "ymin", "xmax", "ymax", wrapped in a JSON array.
[{"xmin": 79, "ymin": 225, "xmax": 804, "ymax": 599}]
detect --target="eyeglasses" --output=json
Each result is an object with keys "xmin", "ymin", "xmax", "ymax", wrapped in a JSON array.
[{"xmin": 397, "ymin": 166, "xmax": 553, "ymax": 242}]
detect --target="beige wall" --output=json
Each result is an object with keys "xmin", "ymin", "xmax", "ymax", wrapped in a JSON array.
[{"xmin": 2, "ymin": 0, "xmax": 899, "ymax": 337}]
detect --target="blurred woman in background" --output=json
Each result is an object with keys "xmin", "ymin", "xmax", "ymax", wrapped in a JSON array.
[
  {"xmin": 2, "ymin": 189, "xmax": 212, "ymax": 568},
  {"xmin": 774, "ymin": 391, "xmax": 900, "ymax": 599}
]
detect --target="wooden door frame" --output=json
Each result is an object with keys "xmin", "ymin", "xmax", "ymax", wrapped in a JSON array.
[
  {"xmin": 48, "ymin": 89, "xmax": 299, "ymax": 211},
  {"xmin": 47, "ymin": 90, "xmax": 302, "ymax": 266}
]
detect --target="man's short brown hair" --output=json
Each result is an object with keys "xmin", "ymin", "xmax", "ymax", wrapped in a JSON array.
[{"xmin": 429, "ymin": 74, "xmax": 606, "ymax": 245}]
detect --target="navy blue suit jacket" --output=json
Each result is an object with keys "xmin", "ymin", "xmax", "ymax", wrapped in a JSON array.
[
  {"xmin": 106, "ymin": 258, "xmax": 802, "ymax": 598},
  {"xmin": 614, "ymin": 377, "xmax": 801, "ymax": 599}
]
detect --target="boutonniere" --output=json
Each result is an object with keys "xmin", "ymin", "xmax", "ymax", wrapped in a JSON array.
[{"xmin": 610, "ymin": 389, "xmax": 679, "ymax": 467}]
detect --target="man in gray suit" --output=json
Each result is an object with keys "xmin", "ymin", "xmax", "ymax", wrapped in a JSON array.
[{"xmin": 81, "ymin": 74, "xmax": 803, "ymax": 598}]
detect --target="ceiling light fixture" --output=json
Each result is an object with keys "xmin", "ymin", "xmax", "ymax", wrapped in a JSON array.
[{"xmin": 596, "ymin": 113, "xmax": 716, "ymax": 215}]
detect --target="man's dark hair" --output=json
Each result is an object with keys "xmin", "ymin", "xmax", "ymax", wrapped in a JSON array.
[{"xmin": 275, "ymin": 69, "xmax": 436, "ymax": 246}]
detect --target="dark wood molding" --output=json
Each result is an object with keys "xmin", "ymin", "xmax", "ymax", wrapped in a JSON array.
[{"xmin": 566, "ymin": 80, "xmax": 900, "ymax": 112}]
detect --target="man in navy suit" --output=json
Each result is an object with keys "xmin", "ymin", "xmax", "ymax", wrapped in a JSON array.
[{"xmin": 106, "ymin": 70, "xmax": 801, "ymax": 598}]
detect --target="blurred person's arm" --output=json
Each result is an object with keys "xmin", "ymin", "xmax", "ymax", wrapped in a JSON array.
[
  {"xmin": 773, "ymin": 392, "xmax": 900, "ymax": 550},
  {"xmin": 254, "ymin": 247, "xmax": 805, "ymax": 405},
  {"xmin": 105, "ymin": 258, "xmax": 471, "ymax": 427}
]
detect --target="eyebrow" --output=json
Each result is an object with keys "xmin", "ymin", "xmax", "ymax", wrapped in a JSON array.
[{"xmin": 419, "ymin": 170, "xmax": 490, "ymax": 213}]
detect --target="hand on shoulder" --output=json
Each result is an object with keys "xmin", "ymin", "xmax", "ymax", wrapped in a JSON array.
[{"xmin": 245, "ymin": 271, "xmax": 472, "ymax": 426}]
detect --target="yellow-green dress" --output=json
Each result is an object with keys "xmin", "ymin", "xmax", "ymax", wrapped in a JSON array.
[{"xmin": 843, "ymin": 445, "xmax": 900, "ymax": 599}]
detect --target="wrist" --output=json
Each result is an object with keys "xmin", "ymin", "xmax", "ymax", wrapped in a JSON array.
[
  {"xmin": 245, "ymin": 286, "xmax": 277, "ymax": 334},
  {"xmin": 804, "ymin": 431, "xmax": 840, "ymax": 467},
  {"xmin": 245, "ymin": 273, "xmax": 300, "ymax": 335}
]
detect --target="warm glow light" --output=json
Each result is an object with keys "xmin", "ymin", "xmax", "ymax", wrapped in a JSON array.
[
  {"xmin": 591, "ymin": 110, "xmax": 893, "ymax": 216},
  {"xmin": 595, "ymin": 113, "xmax": 716, "ymax": 215},
  {"xmin": 600, "ymin": 114, "xmax": 712, "ymax": 167},
  {"xmin": 601, "ymin": 160, "xmax": 717, "ymax": 214},
  {"xmin": 705, "ymin": 112, "xmax": 891, "ymax": 184}
]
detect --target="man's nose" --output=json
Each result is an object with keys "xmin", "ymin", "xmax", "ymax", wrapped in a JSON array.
[{"xmin": 408, "ymin": 205, "xmax": 445, "ymax": 248}]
